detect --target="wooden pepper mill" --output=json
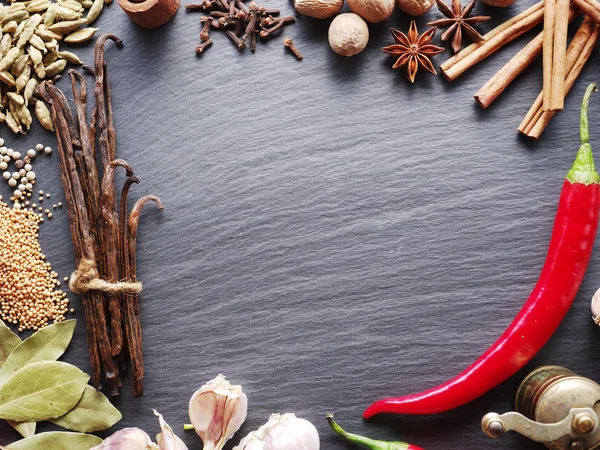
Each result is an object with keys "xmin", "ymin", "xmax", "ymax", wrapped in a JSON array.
[{"xmin": 118, "ymin": 0, "xmax": 179, "ymax": 28}]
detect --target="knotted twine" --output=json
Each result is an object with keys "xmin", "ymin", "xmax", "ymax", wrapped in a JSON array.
[{"xmin": 69, "ymin": 259, "xmax": 143, "ymax": 295}]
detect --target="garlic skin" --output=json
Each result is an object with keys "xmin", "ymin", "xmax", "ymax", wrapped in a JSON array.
[
  {"xmin": 233, "ymin": 413, "xmax": 320, "ymax": 450},
  {"xmin": 591, "ymin": 288, "xmax": 600, "ymax": 325},
  {"xmin": 154, "ymin": 410, "xmax": 189, "ymax": 450},
  {"xmin": 188, "ymin": 374, "xmax": 248, "ymax": 450},
  {"xmin": 90, "ymin": 428, "xmax": 159, "ymax": 450}
]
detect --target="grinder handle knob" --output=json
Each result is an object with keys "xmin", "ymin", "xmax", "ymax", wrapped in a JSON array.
[{"xmin": 481, "ymin": 408, "xmax": 598, "ymax": 444}]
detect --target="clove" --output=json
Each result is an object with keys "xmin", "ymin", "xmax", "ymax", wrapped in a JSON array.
[
  {"xmin": 200, "ymin": 16, "xmax": 212, "ymax": 41},
  {"xmin": 234, "ymin": 12, "xmax": 246, "ymax": 36},
  {"xmin": 195, "ymin": 39, "xmax": 213, "ymax": 53},
  {"xmin": 226, "ymin": 30, "xmax": 245, "ymax": 50},
  {"xmin": 186, "ymin": 0, "xmax": 295, "ymax": 56},
  {"xmin": 284, "ymin": 37, "xmax": 303, "ymax": 60},
  {"xmin": 185, "ymin": 3, "xmax": 208, "ymax": 10}
]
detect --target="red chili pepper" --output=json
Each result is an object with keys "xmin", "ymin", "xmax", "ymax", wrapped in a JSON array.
[{"xmin": 364, "ymin": 84, "xmax": 600, "ymax": 418}]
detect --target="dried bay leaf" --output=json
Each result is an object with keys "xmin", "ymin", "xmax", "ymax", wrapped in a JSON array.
[
  {"xmin": 0, "ymin": 322, "xmax": 34, "ymax": 439},
  {"xmin": 0, "ymin": 361, "xmax": 88, "ymax": 421},
  {"xmin": 3, "ymin": 431, "xmax": 102, "ymax": 449},
  {"xmin": 50, "ymin": 385, "xmax": 121, "ymax": 432},
  {"xmin": 0, "ymin": 320, "xmax": 21, "ymax": 369},
  {"xmin": 0, "ymin": 319, "xmax": 75, "ymax": 385},
  {"xmin": 6, "ymin": 421, "xmax": 36, "ymax": 439}
]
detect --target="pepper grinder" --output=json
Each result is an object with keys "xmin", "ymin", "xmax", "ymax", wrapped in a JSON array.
[{"xmin": 481, "ymin": 366, "xmax": 600, "ymax": 450}]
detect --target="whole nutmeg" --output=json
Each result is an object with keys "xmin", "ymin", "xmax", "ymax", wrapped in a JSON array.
[
  {"xmin": 328, "ymin": 13, "xmax": 369, "ymax": 56},
  {"xmin": 347, "ymin": 0, "xmax": 395, "ymax": 23},
  {"xmin": 395, "ymin": 0, "xmax": 434, "ymax": 15},
  {"xmin": 295, "ymin": 0, "xmax": 344, "ymax": 18},
  {"xmin": 480, "ymin": 0, "xmax": 515, "ymax": 6}
]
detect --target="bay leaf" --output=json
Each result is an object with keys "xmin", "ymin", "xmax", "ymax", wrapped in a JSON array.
[
  {"xmin": 0, "ymin": 361, "xmax": 88, "ymax": 421},
  {"xmin": 3, "ymin": 431, "xmax": 102, "ymax": 449},
  {"xmin": 50, "ymin": 385, "xmax": 121, "ymax": 432},
  {"xmin": 0, "ymin": 320, "xmax": 76, "ymax": 385},
  {"xmin": 0, "ymin": 320, "xmax": 21, "ymax": 369},
  {"xmin": 6, "ymin": 422, "xmax": 36, "ymax": 439},
  {"xmin": 0, "ymin": 322, "xmax": 34, "ymax": 438}
]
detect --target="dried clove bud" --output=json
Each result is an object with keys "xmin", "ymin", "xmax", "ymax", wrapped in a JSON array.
[
  {"xmin": 195, "ymin": 38, "xmax": 213, "ymax": 53},
  {"xmin": 226, "ymin": 29, "xmax": 245, "ymax": 50},
  {"xmin": 284, "ymin": 38, "xmax": 303, "ymax": 60},
  {"xmin": 200, "ymin": 16, "xmax": 213, "ymax": 41}
]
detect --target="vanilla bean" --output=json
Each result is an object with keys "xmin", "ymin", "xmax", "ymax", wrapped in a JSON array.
[
  {"xmin": 94, "ymin": 35, "xmax": 122, "ymax": 170},
  {"xmin": 39, "ymin": 34, "xmax": 161, "ymax": 398},
  {"xmin": 101, "ymin": 160, "xmax": 134, "ymax": 356},
  {"xmin": 127, "ymin": 195, "xmax": 164, "ymax": 397},
  {"xmin": 118, "ymin": 175, "xmax": 139, "ymax": 376},
  {"xmin": 38, "ymin": 82, "xmax": 120, "ymax": 394},
  {"xmin": 69, "ymin": 70, "xmax": 101, "ymax": 241}
]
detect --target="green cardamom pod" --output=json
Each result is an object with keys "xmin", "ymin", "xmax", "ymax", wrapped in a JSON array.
[
  {"xmin": 63, "ymin": 26, "xmax": 97, "ymax": 43},
  {"xmin": 35, "ymin": 99, "xmax": 53, "ymax": 130}
]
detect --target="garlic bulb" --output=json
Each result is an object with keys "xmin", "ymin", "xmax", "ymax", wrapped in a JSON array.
[
  {"xmin": 90, "ymin": 428, "xmax": 159, "ymax": 450},
  {"xmin": 188, "ymin": 374, "xmax": 248, "ymax": 450},
  {"xmin": 233, "ymin": 413, "xmax": 320, "ymax": 450},
  {"xmin": 591, "ymin": 288, "xmax": 600, "ymax": 325},
  {"xmin": 155, "ymin": 410, "xmax": 189, "ymax": 450}
]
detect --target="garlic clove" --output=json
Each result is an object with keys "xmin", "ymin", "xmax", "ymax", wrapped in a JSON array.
[
  {"xmin": 154, "ymin": 410, "xmax": 189, "ymax": 450},
  {"xmin": 591, "ymin": 288, "xmax": 600, "ymax": 325},
  {"xmin": 188, "ymin": 374, "xmax": 248, "ymax": 450},
  {"xmin": 90, "ymin": 428, "xmax": 159, "ymax": 450},
  {"xmin": 234, "ymin": 413, "xmax": 320, "ymax": 450}
]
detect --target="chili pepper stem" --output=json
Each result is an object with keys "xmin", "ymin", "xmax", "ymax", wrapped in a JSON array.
[
  {"xmin": 326, "ymin": 414, "xmax": 421, "ymax": 450},
  {"xmin": 567, "ymin": 84, "xmax": 600, "ymax": 185},
  {"xmin": 183, "ymin": 423, "xmax": 194, "ymax": 430}
]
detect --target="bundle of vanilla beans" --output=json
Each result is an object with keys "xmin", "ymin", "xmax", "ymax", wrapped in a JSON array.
[
  {"xmin": 442, "ymin": 1, "xmax": 600, "ymax": 138},
  {"xmin": 37, "ymin": 35, "xmax": 163, "ymax": 397}
]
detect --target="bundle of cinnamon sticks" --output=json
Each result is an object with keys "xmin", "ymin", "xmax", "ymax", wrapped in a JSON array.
[
  {"xmin": 444, "ymin": 0, "xmax": 600, "ymax": 138},
  {"xmin": 38, "ymin": 36, "xmax": 163, "ymax": 397}
]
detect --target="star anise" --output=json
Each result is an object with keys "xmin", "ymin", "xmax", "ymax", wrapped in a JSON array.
[
  {"xmin": 427, "ymin": 0, "xmax": 491, "ymax": 53},
  {"xmin": 382, "ymin": 21, "xmax": 445, "ymax": 84}
]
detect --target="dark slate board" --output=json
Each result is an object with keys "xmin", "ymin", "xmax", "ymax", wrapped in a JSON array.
[{"xmin": 1, "ymin": 1, "xmax": 600, "ymax": 449}]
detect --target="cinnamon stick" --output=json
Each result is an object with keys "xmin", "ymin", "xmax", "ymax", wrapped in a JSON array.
[
  {"xmin": 474, "ymin": 8, "xmax": 578, "ymax": 109},
  {"xmin": 519, "ymin": 17, "xmax": 599, "ymax": 138},
  {"xmin": 543, "ymin": 0, "xmax": 569, "ymax": 110},
  {"xmin": 573, "ymin": 0, "xmax": 600, "ymax": 25},
  {"xmin": 440, "ymin": 1, "xmax": 544, "ymax": 81}
]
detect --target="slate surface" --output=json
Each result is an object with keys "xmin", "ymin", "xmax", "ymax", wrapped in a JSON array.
[{"xmin": 1, "ymin": 1, "xmax": 600, "ymax": 449}]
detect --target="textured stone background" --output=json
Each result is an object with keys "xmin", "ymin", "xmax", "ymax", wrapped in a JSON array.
[{"xmin": 1, "ymin": 1, "xmax": 600, "ymax": 449}]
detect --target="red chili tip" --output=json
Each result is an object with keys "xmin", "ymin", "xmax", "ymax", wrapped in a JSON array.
[
  {"xmin": 363, "ymin": 401, "xmax": 385, "ymax": 419},
  {"xmin": 408, "ymin": 445, "xmax": 424, "ymax": 450}
]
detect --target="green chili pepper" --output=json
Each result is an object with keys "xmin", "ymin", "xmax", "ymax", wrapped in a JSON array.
[{"xmin": 326, "ymin": 414, "xmax": 424, "ymax": 450}]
